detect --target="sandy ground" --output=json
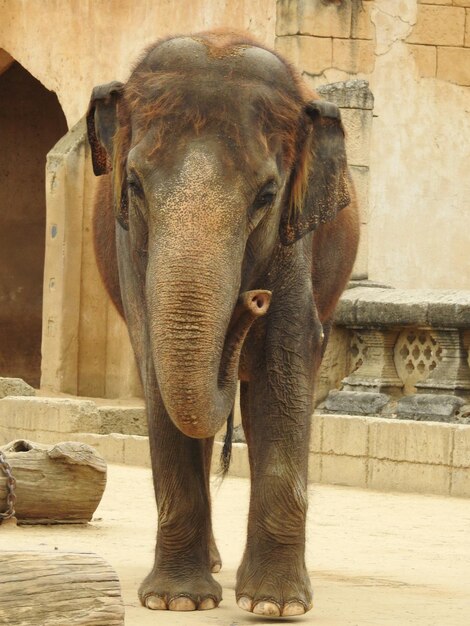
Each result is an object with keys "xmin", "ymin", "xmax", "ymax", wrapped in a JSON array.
[{"xmin": 1, "ymin": 464, "xmax": 470, "ymax": 626}]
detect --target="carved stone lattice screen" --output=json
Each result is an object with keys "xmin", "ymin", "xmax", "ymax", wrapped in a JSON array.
[{"xmin": 324, "ymin": 287, "xmax": 470, "ymax": 421}]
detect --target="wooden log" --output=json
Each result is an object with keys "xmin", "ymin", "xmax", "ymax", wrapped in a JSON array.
[
  {"xmin": 0, "ymin": 440, "xmax": 106, "ymax": 524},
  {"xmin": 0, "ymin": 551, "xmax": 124, "ymax": 625}
]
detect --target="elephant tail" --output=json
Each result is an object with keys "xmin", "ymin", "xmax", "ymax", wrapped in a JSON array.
[{"xmin": 219, "ymin": 406, "xmax": 234, "ymax": 477}]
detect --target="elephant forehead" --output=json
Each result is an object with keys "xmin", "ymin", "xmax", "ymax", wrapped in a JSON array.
[
  {"xmin": 153, "ymin": 147, "xmax": 243, "ymax": 217},
  {"xmin": 142, "ymin": 35, "xmax": 293, "ymax": 87}
]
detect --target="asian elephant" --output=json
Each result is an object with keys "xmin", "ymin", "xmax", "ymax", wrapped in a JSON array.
[{"xmin": 87, "ymin": 30, "xmax": 359, "ymax": 617}]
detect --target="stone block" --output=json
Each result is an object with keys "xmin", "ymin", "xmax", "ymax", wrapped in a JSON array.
[
  {"xmin": 334, "ymin": 289, "xmax": 360, "ymax": 325},
  {"xmin": 453, "ymin": 0, "xmax": 470, "ymax": 7},
  {"xmin": 321, "ymin": 454, "xmax": 367, "ymax": 488},
  {"xmin": 418, "ymin": 0, "xmax": 452, "ymax": 4},
  {"xmin": 352, "ymin": 223, "xmax": 368, "ymax": 280},
  {"xmin": 466, "ymin": 10, "xmax": 470, "ymax": 46},
  {"xmin": 332, "ymin": 38, "xmax": 376, "ymax": 75},
  {"xmin": 317, "ymin": 80, "xmax": 374, "ymax": 110},
  {"xmin": 397, "ymin": 394, "xmax": 465, "ymax": 422},
  {"xmin": 452, "ymin": 425, "xmax": 470, "ymax": 467},
  {"xmin": 0, "ymin": 377, "xmax": 35, "ymax": 399},
  {"xmin": 275, "ymin": 35, "xmax": 332, "ymax": 75},
  {"xmin": 407, "ymin": 44, "xmax": 437, "ymax": 78},
  {"xmin": 437, "ymin": 47, "xmax": 470, "ymax": 86},
  {"xmin": 351, "ymin": 1, "xmax": 375, "ymax": 40},
  {"xmin": 407, "ymin": 5, "xmax": 465, "ymax": 46},
  {"xmin": 451, "ymin": 468, "xmax": 470, "ymax": 497},
  {"xmin": 325, "ymin": 390, "xmax": 389, "ymax": 416},
  {"xmin": 340, "ymin": 107, "xmax": 373, "ymax": 167},
  {"xmin": 308, "ymin": 451, "xmax": 322, "ymax": 482},
  {"xmin": 314, "ymin": 327, "xmax": 351, "ymax": 404},
  {"xmin": 276, "ymin": 0, "xmax": 352, "ymax": 38},
  {"xmin": 368, "ymin": 459, "xmax": 450, "ymax": 495},
  {"xmin": 354, "ymin": 288, "xmax": 429, "ymax": 326},
  {"xmin": 368, "ymin": 418, "xmax": 454, "ymax": 465},
  {"xmin": 349, "ymin": 165, "xmax": 370, "ymax": 223},
  {"xmin": 97, "ymin": 405, "xmax": 147, "ymax": 436},
  {"xmin": 310, "ymin": 414, "xmax": 323, "ymax": 452},
  {"xmin": 322, "ymin": 413, "xmax": 369, "ymax": 456},
  {"xmin": 123, "ymin": 435, "xmax": 151, "ymax": 467},
  {"xmin": 76, "ymin": 433, "xmax": 125, "ymax": 465},
  {"xmin": 426, "ymin": 291, "xmax": 470, "ymax": 328}
]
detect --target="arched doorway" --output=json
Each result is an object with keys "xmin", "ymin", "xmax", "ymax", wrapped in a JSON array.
[{"xmin": 0, "ymin": 58, "xmax": 68, "ymax": 387}]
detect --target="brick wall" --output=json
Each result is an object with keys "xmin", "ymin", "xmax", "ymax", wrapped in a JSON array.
[{"xmin": 408, "ymin": 1, "xmax": 470, "ymax": 86}]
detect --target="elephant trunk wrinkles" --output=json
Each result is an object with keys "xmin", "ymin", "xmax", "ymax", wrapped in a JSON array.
[{"xmin": 148, "ymin": 264, "xmax": 270, "ymax": 438}]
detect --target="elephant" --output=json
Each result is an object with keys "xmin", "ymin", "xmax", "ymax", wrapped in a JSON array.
[{"xmin": 86, "ymin": 30, "xmax": 359, "ymax": 617}]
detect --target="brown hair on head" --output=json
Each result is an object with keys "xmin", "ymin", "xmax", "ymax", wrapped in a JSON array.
[{"xmin": 112, "ymin": 31, "xmax": 317, "ymax": 220}]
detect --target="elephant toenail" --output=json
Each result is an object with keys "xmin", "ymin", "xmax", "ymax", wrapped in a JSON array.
[
  {"xmin": 146, "ymin": 595, "xmax": 166, "ymax": 610},
  {"xmin": 211, "ymin": 562, "xmax": 221, "ymax": 573},
  {"xmin": 282, "ymin": 601, "xmax": 306, "ymax": 616},
  {"xmin": 169, "ymin": 596, "xmax": 196, "ymax": 611},
  {"xmin": 199, "ymin": 597, "xmax": 217, "ymax": 610},
  {"xmin": 237, "ymin": 596, "xmax": 253, "ymax": 612},
  {"xmin": 253, "ymin": 601, "xmax": 281, "ymax": 616}
]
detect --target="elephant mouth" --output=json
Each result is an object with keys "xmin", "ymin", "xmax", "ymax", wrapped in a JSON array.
[{"xmin": 218, "ymin": 289, "xmax": 272, "ymax": 388}]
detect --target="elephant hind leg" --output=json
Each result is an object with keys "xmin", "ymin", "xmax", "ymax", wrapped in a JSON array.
[{"xmin": 203, "ymin": 436, "xmax": 223, "ymax": 573}]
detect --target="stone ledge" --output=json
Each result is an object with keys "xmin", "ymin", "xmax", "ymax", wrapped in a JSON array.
[
  {"xmin": 1, "ymin": 403, "xmax": 468, "ymax": 497},
  {"xmin": 336, "ymin": 287, "xmax": 470, "ymax": 328},
  {"xmin": 317, "ymin": 79, "xmax": 374, "ymax": 110}
]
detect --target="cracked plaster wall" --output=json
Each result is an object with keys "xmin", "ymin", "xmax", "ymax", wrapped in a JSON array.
[{"xmin": 277, "ymin": 0, "xmax": 470, "ymax": 289}]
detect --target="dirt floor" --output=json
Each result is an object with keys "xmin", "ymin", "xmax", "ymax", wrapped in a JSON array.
[{"xmin": 1, "ymin": 464, "xmax": 470, "ymax": 626}]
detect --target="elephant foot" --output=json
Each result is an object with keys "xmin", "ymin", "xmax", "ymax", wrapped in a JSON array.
[
  {"xmin": 209, "ymin": 533, "xmax": 222, "ymax": 573},
  {"xmin": 139, "ymin": 567, "xmax": 222, "ymax": 611},
  {"xmin": 236, "ymin": 548, "xmax": 313, "ymax": 617}
]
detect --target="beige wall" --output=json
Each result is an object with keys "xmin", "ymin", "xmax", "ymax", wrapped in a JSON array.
[
  {"xmin": 2, "ymin": 0, "xmax": 469, "ymax": 396},
  {"xmin": 0, "ymin": 0, "xmax": 276, "ymax": 129},
  {"xmin": 276, "ymin": 0, "xmax": 470, "ymax": 289}
]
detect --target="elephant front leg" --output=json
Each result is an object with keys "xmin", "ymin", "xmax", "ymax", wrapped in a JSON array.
[
  {"xmin": 236, "ymin": 337, "xmax": 316, "ymax": 617},
  {"xmin": 139, "ymin": 389, "xmax": 222, "ymax": 611}
]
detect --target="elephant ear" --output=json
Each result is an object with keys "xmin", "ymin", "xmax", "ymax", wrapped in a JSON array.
[
  {"xmin": 279, "ymin": 100, "xmax": 351, "ymax": 246},
  {"xmin": 86, "ymin": 81, "xmax": 129, "ymax": 230}
]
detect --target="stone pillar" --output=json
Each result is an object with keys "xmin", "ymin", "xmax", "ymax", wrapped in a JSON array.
[
  {"xmin": 415, "ymin": 329, "xmax": 470, "ymax": 397},
  {"xmin": 342, "ymin": 328, "xmax": 403, "ymax": 396}
]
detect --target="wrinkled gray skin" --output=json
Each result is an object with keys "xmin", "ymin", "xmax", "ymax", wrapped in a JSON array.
[{"xmin": 87, "ymin": 33, "xmax": 358, "ymax": 617}]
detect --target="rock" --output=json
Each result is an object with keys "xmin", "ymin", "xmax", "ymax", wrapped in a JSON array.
[
  {"xmin": 397, "ymin": 394, "xmax": 465, "ymax": 422},
  {"xmin": 232, "ymin": 424, "xmax": 246, "ymax": 443},
  {"xmin": 324, "ymin": 390, "xmax": 389, "ymax": 415},
  {"xmin": 0, "ymin": 377, "xmax": 35, "ymax": 399}
]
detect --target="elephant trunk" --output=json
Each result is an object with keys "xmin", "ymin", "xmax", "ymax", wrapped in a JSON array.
[{"xmin": 147, "ymin": 261, "xmax": 271, "ymax": 438}]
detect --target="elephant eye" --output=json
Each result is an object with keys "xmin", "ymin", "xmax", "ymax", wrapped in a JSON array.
[
  {"xmin": 127, "ymin": 172, "xmax": 144, "ymax": 198},
  {"xmin": 253, "ymin": 180, "xmax": 278, "ymax": 211}
]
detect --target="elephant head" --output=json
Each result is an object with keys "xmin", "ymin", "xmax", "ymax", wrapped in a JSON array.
[{"xmin": 87, "ymin": 33, "xmax": 350, "ymax": 439}]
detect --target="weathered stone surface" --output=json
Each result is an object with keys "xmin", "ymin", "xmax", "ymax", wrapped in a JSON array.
[
  {"xmin": 351, "ymin": 0, "xmax": 375, "ymax": 40},
  {"xmin": 325, "ymin": 390, "xmax": 389, "ymax": 416},
  {"xmin": 97, "ymin": 405, "xmax": 147, "ymax": 436},
  {"xmin": 332, "ymin": 38, "xmax": 376, "ymax": 75},
  {"xmin": 407, "ymin": 5, "xmax": 465, "ymax": 46},
  {"xmin": 397, "ymin": 394, "xmax": 465, "ymax": 421},
  {"xmin": 232, "ymin": 423, "xmax": 246, "ymax": 443},
  {"xmin": 317, "ymin": 79, "xmax": 374, "ymax": 110},
  {"xmin": 0, "ymin": 377, "xmax": 35, "ymax": 399},
  {"xmin": 322, "ymin": 414, "xmax": 369, "ymax": 457},
  {"xmin": 408, "ymin": 44, "xmax": 437, "ymax": 78},
  {"xmin": 341, "ymin": 107, "xmax": 373, "ymax": 166},
  {"xmin": 466, "ymin": 9, "xmax": 470, "ymax": 46},
  {"xmin": 349, "ymin": 165, "xmax": 370, "ymax": 224},
  {"xmin": 276, "ymin": 0, "xmax": 352, "ymax": 38},
  {"xmin": 336, "ymin": 288, "xmax": 470, "ymax": 328},
  {"xmin": 275, "ymin": 35, "xmax": 332, "ymax": 75},
  {"xmin": 437, "ymin": 47, "xmax": 470, "ymax": 87}
]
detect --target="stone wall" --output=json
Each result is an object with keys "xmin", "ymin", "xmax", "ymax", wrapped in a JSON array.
[{"xmin": 276, "ymin": 0, "xmax": 470, "ymax": 290}]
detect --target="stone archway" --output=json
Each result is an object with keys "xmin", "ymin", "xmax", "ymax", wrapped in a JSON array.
[{"xmin": 0, "ymin": 55, "xmax": 68, "ymax": 387}]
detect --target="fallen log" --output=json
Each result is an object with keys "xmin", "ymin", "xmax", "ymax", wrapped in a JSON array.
[
  {"xmin": 0, "ymin": 551, "xmax": 124, "ymax": 625},
  {"xmin": 0, "ymin": 440, "xmax": 106, "ymax": 524}
]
